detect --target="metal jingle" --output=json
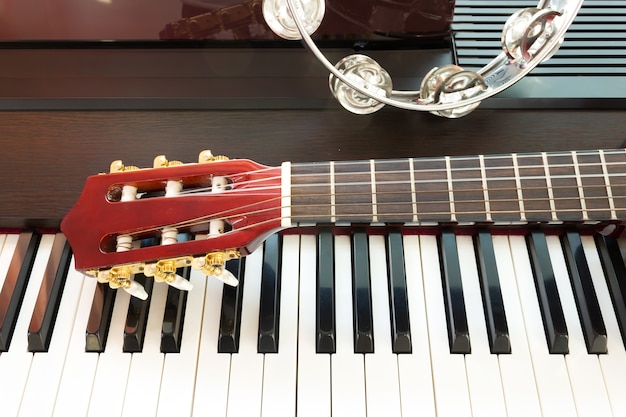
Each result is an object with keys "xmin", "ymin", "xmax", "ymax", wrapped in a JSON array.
[
  {"xmin": 262, "ymin": 0, "xmax": 325, "ymax": 40},
  {"xmin": 329, "ymin": 54, "xmax": 393, "ymax": 115},
  {"xmin": 419, "ymin": 65, "xmax": 464, "ymax": 104},
  {"xmin": 420, "ymin": 65, "xmax": 486, "ymax": 119},
  {"xmin": 502, "ymin": 7, "xmax": 562, "ymax": 62}
]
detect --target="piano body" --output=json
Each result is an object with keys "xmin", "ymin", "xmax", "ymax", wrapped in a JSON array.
[{"xmin": 1, "ymin": 0, "xmax": 626, "ymax": 416}]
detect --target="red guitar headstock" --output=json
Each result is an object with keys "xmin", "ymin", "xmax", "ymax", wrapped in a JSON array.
[{"xmin": 61, "ymin": 150, "xmax": 284, "ymax": 293}]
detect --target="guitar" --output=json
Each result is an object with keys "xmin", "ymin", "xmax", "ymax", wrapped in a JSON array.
[{"xmin": 61, "ymin": 148, "xmax": 626, "ymax": 297}]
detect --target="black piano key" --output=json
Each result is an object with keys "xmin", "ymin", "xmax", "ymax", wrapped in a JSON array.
[
  {"xmin": 386, "ymin": 230, "xmax": 412, "ymax": 354},
  {"xmin": 122, "ymin": 273, "xmax": 154, "ymax": 352},
  {"xmin": 258, "ymin": 234, "xmax": 282, "ymax": 353},
  {"xmin": 352, "ymin": 230, "xmax": 374, "ymax": 353},
  {"xmin": 561, "ymin": 231, "xmax": 607, "ymax": 354},
  {"xmin": 474, "ymin": 231, "xmax": 511, "ymax": 354},
  {"xmin": 0, "ymin": 232, "xmax": 41, "ymax": 351},
  {"xmin": 316, "ymin": 229, "xmax": 336, "ymax": 354},
  {"xmin": 438, "ymin": 230, "xmax": 471, "ymax": 354},
  {"xmin": 527, "ymin": 231, "xmax": 569, "ymax": 354},
  {"xmin": 28, "ymin": 235, "xmax": 73, "ymax": 352},
  {"xmin": 595, "ymin": 235, "xmax": 626, "ymax": 348},
  {"xmin": 160, "ymin": 266, "xmax": 190, "ymax": 353},
  {"xmin": 218, "ymin": 257, "xmax": 246, "ymax": 353},
  {"xmin": 85, "ymin": 282, "xmax": 117, "ymax": 352}
]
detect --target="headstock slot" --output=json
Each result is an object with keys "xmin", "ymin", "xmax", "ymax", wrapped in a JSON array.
[{"xmin": 105, "ymin": 173, "xmax": 233, "ymax": 203}]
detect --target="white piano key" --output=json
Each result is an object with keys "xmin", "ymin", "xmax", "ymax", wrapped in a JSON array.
[
  {"xmin": 52, "ymin": 277, "xmax": 99, "ymax": 417},
  {"xmin": 297, "ymin": 235, "xmax": 331, "ymax": 417},
  {"xmin": 227, "ymin": 247, "xmax": 265, "ymax": 417},
  {"xmin": 507, "ymin": 235, "xmax": 577, "ymax": 417},
  {"xmin": 456, "ymin": 235, "xmax": 507, "ymax": 417},
  {"xmin": 581, "ymin": 235, "xmax": 626, "ymax": 417},
  {"xmin": 398, "ymin": 235, "xmax": 435, "ymax": 417},
  {"xmin": 192, "ymin": 268, "xmax": 231, "ymax": 417},
  {"xmin": 19, "ymin": 260, "xmax": 85, "ymax": 416},
  {"xmin": 491, "ymin": 235, "xmax": 543, "ymax": 417},
  {"xmin": 157, "ymin": 270, "xmax": 206, "ymax": 417},
  {"xmin": 331, "ymin": 234, "xmax": 366, "ymax": 417},
  {"xmin": 365, "ymin": 235, "xmax": 401, "ymax": 417},
  {"xmin": 262, "ymin": 235, "xmax": 300, "ymax": 417},
  {"xmin": 87, "ymin": 287, "xmax": 132, "ymax": 417},
  {"xmin": 121, "ymin": 281, "xmax": 169, "ymax": 417},
  {"xmin": 419, "ymin": 234, "xmax": 471, "ymax": 417},
  {"xmin": 0, "ymin": 234, "xmax": 53, "ymax": 416},
  {"xmin": 545, "ymin": 234, "xmax": 613, "ymax": 417}
]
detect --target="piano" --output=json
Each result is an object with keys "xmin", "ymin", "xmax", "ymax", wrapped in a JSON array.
[{"xmin": 2, "ymin": 1, "xmax": 626, "ymax": 416}]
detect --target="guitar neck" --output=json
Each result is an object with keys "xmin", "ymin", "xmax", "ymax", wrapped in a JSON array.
[{"xmin": 289, "ymin": 149, "xmax": 626, "ymax": 225}]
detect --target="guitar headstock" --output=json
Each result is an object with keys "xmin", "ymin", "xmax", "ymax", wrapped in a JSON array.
[{"xmin": 61, "ymin": 150, "xmax": 284, "ymax": 295}]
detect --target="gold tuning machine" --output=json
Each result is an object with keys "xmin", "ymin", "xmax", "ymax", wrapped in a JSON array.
[
  {"xmin": 95, "ymin": 263, "xmax": 149, "ymax": 299},
  {"xmin": 110, "ymin": 160, "xmax": 140, "ymax": 173},
  {"xmin": 199, "ymin": 150, "xmax": 229, "ymax": 163},
  {"xmin": 144, "ymin": 257, "xmax": 193, "ymax": 283},
  {"xmin": 193, "ymin": 249, "xmax": 241, "ymax": 286},
  {"xmin": 153, "ymin": 155, "xmax": 183, "ymax": 168}
]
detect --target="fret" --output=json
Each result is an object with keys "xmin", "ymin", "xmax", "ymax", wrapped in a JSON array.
[
  {"xmin": 517, "ymin": 154, "xmax": 552, "ymax": 221},
  {"xmin": 544, "ymin": 152, "xmax": 581, "ymax": 221},
  {"xmin": 482, "ymin": 154, "xmax": 524, "ymax": 223},
  {"xmin": 479, "ymin": 155, "xmax": 492, "ymax": 222},
  {"xmin": 374, "ymin": 160, "xmax": 414, "ymax": 223},
  {"xmin": 571, "ymin": 151, "xmax": 588, "ymax": 221},
  {"xmin": 334, "ymin": 161, "xmax": 375, "ymax": 222},
  {"xmin": 447, "ymin": 156, "xmax": 486, "ymax": 223},
  {"xmin": 512, "ymin": 154, "xmax": 526, "ymax": 222},
  {"xmin": 290, "ymin": 162, "xmax": 332, "ymax": 223},
  {"xmin": 598, "ymin": 150, "xmax": 617, "ymax": 220},
  {"xmin": 601, "ymin": 149, "xmax": 626, "ymax": 220},
  {"xmin": 412, "ymin": 157, "xmax": 450, "ymax": 222},
  {"xmin": 541, "ymin": 152, "xmax": 559, "ymax": 221},
  {"xmin": 576, "ymin": 150, "xmax": 613, "ymax": 221},
  {"xmin": 370, "ymin": 160, "xmax": 378, "ymax": 223},
  {"xmin": 445, "ymin": 157, "xmax": 456, "ymax": 223}
]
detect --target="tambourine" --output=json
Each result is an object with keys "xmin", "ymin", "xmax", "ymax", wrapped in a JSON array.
[{"xmin": 261, "ymin": 0, "xmax": 584, "ymax": 117}]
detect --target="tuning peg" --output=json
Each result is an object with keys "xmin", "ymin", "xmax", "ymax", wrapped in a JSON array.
[
  {"xmin": 153, "ymin": 155, "xmax": 183, "ymax": 168},
  {"xmin": 198, "ymin": 150, "xmax": 229, "ymax": 163},
  {"xmin": 209, "ymin": 268, "xmax": 239, "ymax": 286},
  {"xmin": 97, "ymin": 265, "xmax": 149, "ymax": 300},
  {"xmin": 164, "ymin": 273, "xmax": 194, "ymax": 291},
  {"xmin": 110, "ymin": 160, "xmax": 139, "ymax": 173},
  {"xmin": 122, "ymin": 280, "xmax": 149, "ymax": 300},
  {"xmin": 193, "ymin": 250, "xmax": 241, "ymax": 286}
]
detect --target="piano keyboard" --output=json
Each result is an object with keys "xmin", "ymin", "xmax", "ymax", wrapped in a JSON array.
[{"xmin": 1, "ymin": 228, "xmax": 626, "ymax": 417}]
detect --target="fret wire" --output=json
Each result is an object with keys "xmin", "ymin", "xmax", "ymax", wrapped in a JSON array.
[
  {"xmin": 370, "ymin": 160, "xmax": 378, "ymax": 223},
  {"xmin": 409, "ymin": 158, "xmax": 418, "ymax": 223},
  {"xmin": 445, "ymin": 156, "xmax": 457, "ymax": 222},
  {"xmin": 599, "ymin": 150, "xmax": 617, "ymax": 220},
  {"xmin": 479, "ymin": 154, "xmax": 492, "ymax": 222},
  {"xmin": 571, "ymin": 151, "xmax": 589, "ymax": 221},
  {"xmin": 512, "ymin": 153, "xmax": 527, "ymax": 222}
]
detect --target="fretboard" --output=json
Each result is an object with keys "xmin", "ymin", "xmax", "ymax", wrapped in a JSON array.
[{"xmin": 289, "ymin": 149, "xmax": 626, "ymax": 225}]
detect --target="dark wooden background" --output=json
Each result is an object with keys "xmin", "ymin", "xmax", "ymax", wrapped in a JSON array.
[{"xmin": 1, "ymin": 45, "xmax": 625, "ymax": 229}]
